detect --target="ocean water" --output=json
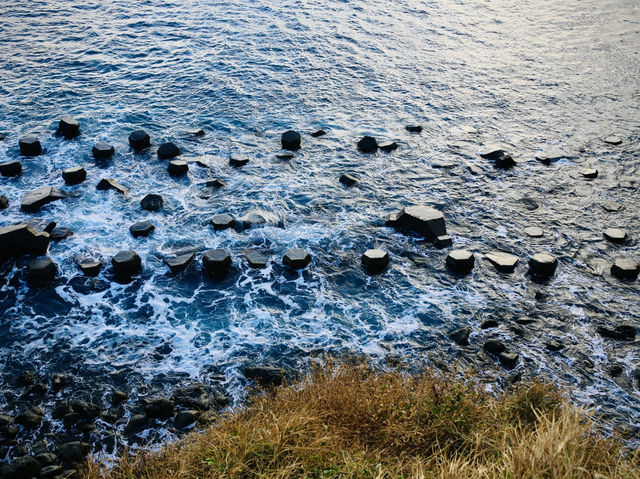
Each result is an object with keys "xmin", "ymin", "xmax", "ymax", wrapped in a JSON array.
[{"xmin": 0, "ymin": 0, "xmax": 639, "ymax": 455}]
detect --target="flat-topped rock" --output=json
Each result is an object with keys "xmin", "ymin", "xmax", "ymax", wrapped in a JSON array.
[
  {"xmin": 311, "ymin": 129, "xmax": 327, "ymax": 138},
  {"xmin": 603, "ymin": 228, "xmax": 627, "ymax": 244},
  {"xmin": 529, "ymin": 252, "xmax": 557, "ymax": 276},
  {"xmin": 210, "ymin": 213, "xmax": 235, "ymax": 230},
  {"xmin": 62, "ymin": 166, "xmax": 86, "ymax": 185},
  {"xmin": 523, "ymin": 226, "xmax": 544, "ymax": 238},
  {"xmin": 19, "ymin": 135, "xmax": 42, "ymax": 156},
  {"xmin": 50, "ymin": 226, "xmax": 72, "ymax": 241},
  {"xmin": 141, "ymin": 193, "xmax": 163, "ymax": 211},
  {"xmin": 498, "ymin": 352, "xmax": 519, "ymax": 369},
  {"xmin": 358, "ymin": 136, "xmax": 378, "ymax": 153},
  {"xmin": 245, "ymin": 251, "xmax": 269, "ymax": 269},
  {"xmin": 21, "ymin": 186, "xmax": 66, "ymax": 212},
  {"xmin": 92, "ymin": 142, "xmax": 114, "ymax": 159},
  {"xmin": 129, "ymin": 130, "xmax": 151, "ymax": 150},
  {"xmin": 446, "ymin": 249, "xmax": 475, "ymax": 273},
  {"xmin": 112, "ymin": 250, "xmax": 142, "ymax": 277},
  {"xmin": 157, "ymin": 142, "xmax": 180, "ymax": 160},
  {"xmin": 339, "ymin": 173, "xmax": 358, "ymax": 186},
  {"xmin": 379, "ymin": 142, "xmax": 398, "ymax": 152},
  {"xmin": 0, "ymin": 224, "xmax": 50, "ymax": 264},
  {"xmin": 0, "ymin": 160, "xmax": 22, "ymax": 177},
  {"xmin": 205, "ymin": 178, "xmax": 226, "ymax": 188},
  {"xmin": 610, "ymin": 258, "xmax": 639, "ymax": 280},
  {"xmin": 229, "ymin": 154, "xmax": 249, "ymax": 167},
  {"xmin": 168, "ymin": 160, "xmax": 189, "ymax": 176},
  {"xmin": 361, "ymin": 249, "xmax": 389, "ymax": 273},
  {"xmin": 601, "ymin": 200, "xmax": 622, "ymax": 212},
  {"xmin": 603, "ymin": 135, "xmax": 622, "ymax": 145},
  {"xmin": 485, "ymin": 251, "xmax": 519, "ymax": 273},
  {"xmin": 164, "ymin": 252, "xmax": 195, "ymax": 273},
  {"xmin": 130, "ymin": 220, "xmax": 155, "ymax": 238},
  {"xmin": 283, "ymin": 248, "xmax": 311, "ymax": 270},
  {"xmin": 281, "ymin": 130, "xmax": 301, "ymax": 150},
  {"xmin": 276, "ymin": 152, "xmax": 294, "ymax": 160},
  {"xmin": 434, "ymin": 235, "xmax": 452, "ymax": 248},
  {"xmin": 27, "ymin": 257, "xmax": 57, "ymax": 282},
  {"xmin": 97, "ymin": 178, "xmax": 128, "ymax": 195},
  {"xmin": 580, "ymin": 168, "xmax": 598, "ymax": 178},
  {"xmin": 203, "ymin": 249, "xmax": 232, "ymax": 276},
  {"xmin": 78, "ymin": 260, "xmax": 102, "ymax": 277},
  {"xmin": 394, "ymin": 205, "xmax": 447, "ymax": 241},
  {"xmin": 405, "ymin": 125, "xmax": 423, "ymax": 133},
  {"xmin": 58, "ymin": 116, "xmax": 80, "ymax": 139}
]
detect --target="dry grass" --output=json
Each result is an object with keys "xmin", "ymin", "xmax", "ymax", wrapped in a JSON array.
[{"xmin": 86, "ymin": 360, "xmax": 640, "ymax": 479}]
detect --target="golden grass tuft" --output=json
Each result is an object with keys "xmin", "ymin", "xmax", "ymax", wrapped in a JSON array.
[{"xmin": 86, "ymin": 360, "xmax": 640, "ymax": 479}]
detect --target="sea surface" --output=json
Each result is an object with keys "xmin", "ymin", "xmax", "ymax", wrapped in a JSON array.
[{"xmin": 1, "ymin": 0, "xmax": 639, "ymax": 457}]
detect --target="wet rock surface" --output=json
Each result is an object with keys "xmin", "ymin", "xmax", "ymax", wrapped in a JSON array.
[
  {"xmin": 283, "ymin": 248, "xmax": 311, "ymax": 270},
  {"xmin": 0, "ymin": 160, "xmax": 22, "ymax": 177},
  {"xmin": 92, "ymin": 141, "xmax": 115, "ymax": 159},
  {"xmin": 21, "ymin": 187, "xmax": 66, "ymax": 212},
  {"xmin": 18, "ymin": 135, "xmax": 42, "ymax": 156},
  {"xmin": 62, "ymin": 166, "xmax": 86, "ymax": 185},
  {"xmin": 27, "ymin": 256, "xmax": 59, "ymax": 282}
]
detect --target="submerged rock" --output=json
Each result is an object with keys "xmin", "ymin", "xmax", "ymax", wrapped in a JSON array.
[
  {"xmin": 112, "ymin": 250, "xmax": 142, "ymax": 277},
  {"xmin": 92, "ymin": 142, "xmax": 115, "ymax": 159},
  {"xmin": 21, "ymin": 186, "xmax": 66, "ymax": 212},
  {"xmin": 97, "ymin": 178, "xmax": 128, "ymax": 195},
  {"xmin": 27, "ymin": 257, "xmax": 57, "ymax": 281},
  {"xmin": 245, "ymin": 250, "xmax": 269, "ymax": 269},
  {"xmin": 210, "ymin": 213, "xmax": 235, "ymax": 230},
  {"xmin": 141, "ymin": 193, "xmax": 163, "ymax": 211},
  {"xmin": 603, "ymin": 228, "xmax": 627, "ymax": 244},
  {"xmin": 236, "ymin": 209, "xmax": 282, "ymax": 230},
  {"xmin": 485, "ymin": 251, "xmax": 518, "ymax": 273},
  {"xmin": 243, "ymin": 365, "xmax": 285, "ymax": 387},
  {"xmin": 357, "ymin": 136, "xmax": 378, "ymax": 153},
  {"xmin": 58, "ymin": 441, "xmax": 90, "ymax": 462},
  {"xmin": 529, "ymin": 252, "xmax": 557, "ymax": 277},
  {"xmin": 58, "ymin": 116, "xmax": 80, "ymax": 139},
  {"xmin": 393, "ymin": 205, "xmax": 447, "ymax": 242},
  {"xmin": 129, "ymin": 130, "xmax": 151, "ymax": 150},
  {"xmin": 379, "ymin": 142, "xmax": 398, "ymax": 152},
  {"xmin": 168, "ymin": 159, "xmax": 189, "ymax": 176},
  {"xmin": 186, "ymin": 128, "xmax": 205, "ymax": 137},
  {"xmin": 449, "ymin": 326, "xmax": 471, "ymax": 346},
  {"xmin": 164, "ymin": 252, "xmax": 195, "ymax": 273},
  {"xmin": 339, "ymin": 173, "xmax": 358, "ymax": 186},
  {"xmin": 19, "ymin": 135, "xmax": 42, "ymax": 156},
  {"xmin": 610, "ymin": 258, "xmax": 639, "ymax": 280},
  {"xmin": 203, "ymin": 249, "xmax": 232, "ymax": 276},
  {"xmin": 283, "ymin": 249, "xmax": 311, "ymax": 270},
  {"xmin": 597, "ymin": 325, "xmax": 635, "ymax": 341},
  {"xmin": 0, "ymin": 160, "xmax": 22, "ymax": 177},
  {"xmin": 50, "ymin": 226, "xmax": 72, "ymax": 241},
  {"xmin": 361, "ymin": 249, "xmax": 389, "ymax": 274},
  {"xmin": 311, "ymin": 129, "xmax": 327, "ymax": 138},
  {"xmin": 405, "ymin": 125, "xmax": 423, "ymax": 133},
  {"xmin": 281, "ymin": 130, "xmax": 301, "ymax": 150},
  {"xmin": 229, "ymin": 154, "xmax": 249, "ymax": 167},
  {"xmin": 0, "ymin": 224, "xmax": 51, "ymax": 264},
  {"xmin": 446, "ymin": 249, "xmax": 475, "ymax": 273},
  {"xmin": 157, "ymin": 142, "xmax": 180, "ymax": 160},
  {"xmin": 480, "ymin": 148, "xmax": 515, "ymax": 168},
  {"xmin": 62, "ymin": 166, "xmax": 86, "ymax": 185},
  {"xmin": 130, "ymin": 220, "xmax": 155, "ymax": 238}
]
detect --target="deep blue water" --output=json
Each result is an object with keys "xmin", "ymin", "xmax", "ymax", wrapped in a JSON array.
[{"xmin": 1, "ymin": 0, "xmax": 639, "ymax": 457}]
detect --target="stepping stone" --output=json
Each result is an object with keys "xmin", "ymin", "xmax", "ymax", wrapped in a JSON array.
[
  {"xmin": 58, "ymin": 116, "xmax": 79, "ymax": 139},
  {"xmin": 203, "ymin": 249, "xmax": 232, "ymax": 276},
  {"xmin": 446, "ymin": 249, "xmax": 475, "ymax": 273},
  {"xmin": 484, "ymin": 339, "xmax": 506, "ymax": 355},
  {"xmin": 597, "ymin": 324, "xmax": 635, "ymax": 341},
  {"xmin": 62, "ymin": 166, "xmax": 86, "ymax": 185},
  {"xmin": 21, "ymin": 187, "xmax": 66, "ymax": 212},
  {"xmin": 164, "ymin": 252, "xmax": 195, "ymax": 273},
  {"xmin": 276, "ymin": 152, "xmax": 294, "ymax": 160},
  {"xmin": 405, "ymin": 125, "xmax": 423, "ymax": 133},
  {"xmin": 205, "ymin": 178, "xmax": 226, "ymax": 188},
  {"xmin": 283, "ymin": 249, "xmax": 311, "ymax": 270},
  {"xmin": 357, "ymin": 136, "xmax": 378, "ymax": 153},
  {"xmin": 339, "ymin": 174, "xmax": 358, "ymax": 186},
  {"xmin": 244, "ymin": 251, "xmax": 269, "ymax": 269},
  {"xmin": 78, "ymin": 260, "xmax": 102, "ymax": 277},
  {"xmin": 603, "ymin": 228, "xmax": 627, "ymax": 244},
  {"xmin": 281, "ymin": 130, "xmax": 301, "ymax": 151},
  {"xmin": 129, "ymin": 220, "xmax": 155, "ymax": 238},
  {"xmin": 140, "ymin": 194, "xmax": 163, "ymax": 211},
  {"xmin": 27, "ymin": 257, "xmax": 57, "ymax": 282},
  {"xmin": 97, "ymin": 178, "xmax": 128, "ymax": 195},
  {"xmin": 601, "ymin": 200, "xmax": 622, "ymax": 212},
  {"xmin": 603, "ymin": 135, "xmax": 622, "ymax": 145},
  {"xmin": 523, "ymin": 226, "xmax": 544, "ymax": 238},
  {"xmin": 610, "ymin": 258, "xmax": 639, "ymax": 280},
  {"xmin": 580, "ymin": 168, "xmax": 598, "ymax": 178},
  {"xmin": 311, "ymin": 129, "xmax": 327, "ymax": 138},
  {"xmin": 168, "ymin": 160, "xmax": 189, "ymax": 176},
  {"xmin": 0, "ymin": 224, "xmax": 51, "ymax": 263},
  {"xmin": 0, "ymin": 160, "xmax": 22, "ymax": 177},
  {"xmin": 210, "ymin": 213, "xmax": 235, "ymax": 231},
  {"xmin": 112, "ymin": 250, "xmax": 142, "ymax": 276},
  {"xmin": 92, "ymin": 142, "xmax": 114, "ymax": 159},
  {"xmin": 485, "ymin": 251, "xmax": 519, "ymax": 273},
  {"xmin": 432, "ymin": 161, "xmax": 456, "ymax": 169},
  {"xmin": 129, "ymin": 130, "xmax": 150, "ymax": 150},
  {"xmin": 157, "ymin": 142, "xmax": 180, "ymax": 160},
  {"xmin": 379, "ymin": 142, "xmax": 398, "ymax": 152},
  {"xmin": 229, "ymin": 154, "xmax": 249, "ymax": 167},
  {"xmin": 434, "ymin": 235, "xmax": 452, "ymax": 249},
  {"xmin": 529, "ymin": 252, "xmax": 557, "ymax": 276},
  {"xmin": 361, "ymin": 249, "xmax": 389, "ymax": 273},
  {"xmin": 19, "ymin": 135, "xmax": 42, "ymax": 156},
  {"xmin": 498, "ymin": 352, "xmax": 519, "ymax": 369},
  {"xmin": 50, "ymin": 227, "xmax": 72, "ymax": 241},
  {"xmin": 394, "ymin": 205, "xmax": 447, "ymax": 241},
  {"xmin": 0, "ymin": 195, "xmax": 8, "ymax": 209}
]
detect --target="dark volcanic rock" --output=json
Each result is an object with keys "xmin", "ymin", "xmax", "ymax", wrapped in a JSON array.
[
  {"xmin": 245, "ymin": 250, "xmax": 269, "ymax": 269},
  {"xmin": 597, "ymin": 325, "xmax": 635, "ymax": 341},
  {"xmin": 130, "ymin": 220, "xmax": 155, "ymax": 238},
  {"xmin": 276, "ymin": 152, "xmax": 294, "ymax": 160},
  {"xmin": 112, "ymin": 390, "xmax": 129, "ymax": 405},
  {"xmin": 71, "ymin": 400, "xmax": 100, "ymax": 420},
  {"xmin": 58, "ymin": 441, "xmax": 90, "ymax": 462},
  {"xmin": 236, "ymin": 209, "xmax": 282, "ymax": 230},
  {"xmin": 129, "ymin": 130, "xmax": 151, "ymax": 150},
  {"xmin": 203, "ymin": 249, "xmax": 232, "ymax": 276},
  {"xmin": 0, "ymin": 456, "xmax": 41, "ymax": 479},
  {"xmin": 311, "ymin": 129, "xmax": 327, "ymax": 138},
  {"xmin": 124, "ymin": 414, "xmax": 149, "ymax": 435},
  {"xmin": 92, "ymin": 142, "xmax": 115, "ymax": 159},
  {"xmin": 78, "ymin": 260, "xmax": 102, "ymax": 277},
  {"xmin": 19, "ymin": 135, "xmax": 42, "ymax": 156},
  {"xmin": 610, "ymin": 258, "xmax": 639, "ymax": 280},
  {"xmin": 62, "ymin": 166, "xmax": 86, "ymax": 185},
  {"xmin": 16, "ymin": 370, "xmax": 37, "ymax": 386},
  {"xmin": 205, "ymin": 178, "xmax": 226, "ymax": 188},
  {"xmin": 97, "ymin": 178, "xmax": 128, "ymax": 195},
  {"xmin": 339, "ymin": 173, "xmax": 358, "ymax": 186},
  {"xmin": 157, "ymin": 142, "xmax": 180, "ymax": 160},
  {"xmin": 394, "ymin": 205, "xmax": 447, "ymax": 241},
  {"xmin": 361, "ymin": 249, "xmax": 389, "ymax": 274},
  {"xmin": 379, "ymin": 142, "xmax": 398, "ymax": 152},
  {"xmin": 58, "ymin": 116, "xmax": 80, "ymax": 139},
  {"xmin": 144, "ymin": 398, "xmax": 175, "ymax": 419},
  {"xmin": 485, "ymin": 251, "xmax": 518, "ymax": 273},
  {"xmin": 357, "ymin": 136, "xmax": 378, "ymax": 153},
  {"xmin": 112, "ymin": 250, "xmax": 142, "ymax": 277},
  {"xmin": 229, "ymin": 154, "xmax": 249, "ymax": 167},
  {"xmin": 0, "ymin": 195, "xmax": 8, "ymax": 209},
  {"xmin": 174, "ymin": 410, "xmax": 198, "ymax": 429},
  {"xmin": 450, "ymin": 326, "xmax": 471, "ymax": 346},
  {"xmin": 164, "ymin": 252, "xmax": 195, "ymax": 273},
  {"xmin": 168, "ymin": 159, "xmax": 189, "ymax": 176},
  {"xmin": 481, "ymin": 319, "xmax": 499, "ymax": 329},
  {"xmin": 15, "ymin": 406, "xmax": 44, "ymax": 429},
  {"xmin": 141, "ymin": 193, "xmax": 163, "ymax": 211},
  {"xmin": 186, "ymin": 128, "xmax": 205, "ymax": 137},
  {"xmin": 172, "ymin": 384, "xmax": 214, "ymax": 410},
  {"xmin": 405, "ymin": 125, "xmax": 423, "ymax": 133},
  {"xmin": 529, "ymin": 252, "xmax": 557, "ymax": 277},
  {"xmin": 484, "ymin": 339, "xmax": 506, "ymax": 355},
  {"xmin": 0, "ymin": 224, "xmax": 50, "ymax": 264},
  {"xmin": 21, "ymin": 186, "xmax": 66, "ymax": 212},
  {"xmin": 0, "ymin": 160, "xmax": 22, "ymax": 177},
  {"xmin": 498, "ymin": 352, "xmax": 519, "ymax": 369},
  {"xmin": 603, "ymin": 228, "xmax": 627, "ymax": 244},
  {"xmin": 281, "ymin": 130, "xmax": 301, "ymax": 150},
  {"xmin": 243, "ymin": 365, "xmax": 285, "ymax": 387},
  {"xmin": 446, "ymin": 249, "xmax": 475, "ymax": 273},
  {"xmin": 480, "ymin": 148, "xmax": 515, "ymax": 168},
  {"xmin": 434, "ymin": 235, "xmax": 452, "ymax": 249},
  {"xmin": 210, "ymin": 213, "xmax": 235, "ymax": 231},
  {"xmin": 50, "ymin": 226, "xmax": 72, "ymax": 241},
  {"xmin": 27, "ymin": 257, "xmax": 57, "ymax": 282},
  {"xmin": 283, "ymin": 248, "xmax": 311, "ymax": 270}
]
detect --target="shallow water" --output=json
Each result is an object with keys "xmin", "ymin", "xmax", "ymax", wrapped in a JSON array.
[{"xmin": 1, "ymin": 0, "xmax": 639, "ymax": 457}]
